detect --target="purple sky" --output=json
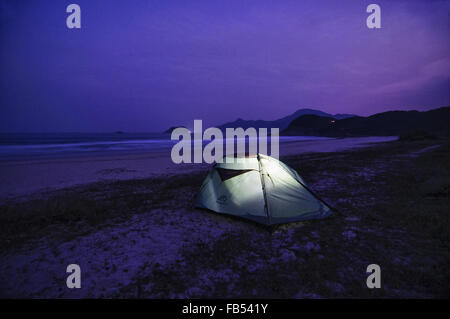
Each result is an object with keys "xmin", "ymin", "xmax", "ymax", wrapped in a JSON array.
[{"xmin": 1, "ymin": 0, "xmax": 449, "ymax": 132}]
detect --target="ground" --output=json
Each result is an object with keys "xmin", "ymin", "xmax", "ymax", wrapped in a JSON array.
[{"xmin": 0, "ymin": 138, "xmax": 449, "ymax": 298}]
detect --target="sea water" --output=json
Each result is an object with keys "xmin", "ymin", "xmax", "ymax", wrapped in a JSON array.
[{"xmin": 0, "ymin": 132, "xmax": 330, "ymax": 160}]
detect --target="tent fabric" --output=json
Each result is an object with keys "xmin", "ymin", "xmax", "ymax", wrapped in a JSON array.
[{"xmin": 195, "ymin": 153, "xmax": 332, "ymax": 225}]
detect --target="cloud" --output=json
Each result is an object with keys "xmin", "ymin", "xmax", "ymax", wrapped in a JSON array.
[{"xmin": 369, "ymin": 57, "xmax": 450, "ymax": 95}]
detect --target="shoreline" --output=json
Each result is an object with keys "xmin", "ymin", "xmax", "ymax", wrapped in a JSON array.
[{"xmin": 0, "ymin": 136, "xmax": 397, "ymax": 200}]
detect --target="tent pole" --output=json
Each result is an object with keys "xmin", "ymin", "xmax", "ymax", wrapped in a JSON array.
[
  {"xmin": 257, "ymin": 154, "xmax": 271, "ymax": 225},
  {"xmin": 295, "ymin": 178, "xmax": 337, "ymax": 213}
]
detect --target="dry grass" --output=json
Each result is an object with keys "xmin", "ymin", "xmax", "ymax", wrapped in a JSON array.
[{"xmin": 1, "ymin": 138, "xmax": 449, "ymax": 298}]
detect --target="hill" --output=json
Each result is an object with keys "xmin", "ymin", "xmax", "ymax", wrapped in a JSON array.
[
  {"xmin": 217, "ymin": 108, "xmax": 355, "ymax": 132},
  {"xmin": 282, "ymin": 106, "xmax": 450, "ymax": 137}
]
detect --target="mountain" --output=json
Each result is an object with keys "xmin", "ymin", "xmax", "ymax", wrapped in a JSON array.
[
  {"xmin": 217, "ymin": 108, "xmax": 356, "ymax": 132},
  {"xmin": 282, "ymin": 106, "xmax": 450, "ymax": 137},
  {"xmin": 333, "ymin": 113, "xmax": 358, "ymax": 120}
]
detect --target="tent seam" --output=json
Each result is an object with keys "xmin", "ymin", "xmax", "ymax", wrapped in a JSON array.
[{"xmin": 257, "ymin": 154, "xmax": 271, "ymax": 225}]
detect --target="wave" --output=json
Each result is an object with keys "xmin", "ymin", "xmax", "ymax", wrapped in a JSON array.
[{"xmin": 0, "ymin": 133, "xmax": 331, "ymax": 160}]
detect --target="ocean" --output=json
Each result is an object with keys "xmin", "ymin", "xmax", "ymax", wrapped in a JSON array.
[{"xmin": 0, "ymin": 132, "xmax": 331, "ymax": 160}]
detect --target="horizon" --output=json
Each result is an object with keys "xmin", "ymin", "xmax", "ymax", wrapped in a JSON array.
[
  {"xmin": 0, "ymin": 104, "xmax": 448, "ymax": 134},
  {"xmin": 1, "ymin": 0, "xmax": 449, "ymax": 132}
]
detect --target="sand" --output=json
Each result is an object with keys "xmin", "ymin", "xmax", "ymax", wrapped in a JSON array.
[
  {"xmin": 0, "ymin": 136, "xmax": 448, "ymax": 298},
  {"xmin": 0, "ymin": 136, "xmax": 396, "ymax": 200}
]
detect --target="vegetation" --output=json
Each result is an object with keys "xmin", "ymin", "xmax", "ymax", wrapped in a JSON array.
[{"xmin": 1, "ymin": 138, "xmax": 449, "ymax": 298}]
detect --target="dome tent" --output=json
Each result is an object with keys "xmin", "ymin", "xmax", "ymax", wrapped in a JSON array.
[{"xmin": 195, "ymin": 153, "xmax": 332, "ymax": 225}]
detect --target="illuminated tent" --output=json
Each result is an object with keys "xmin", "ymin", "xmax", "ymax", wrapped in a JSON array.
[{"xmin": 195, "ymin": 154, "xmax": 332, "ymax": 225}]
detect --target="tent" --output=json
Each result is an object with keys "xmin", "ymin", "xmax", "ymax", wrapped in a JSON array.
[{"xmin": 195, "ymin": 153, "xmax": 332, "ymax": 225}]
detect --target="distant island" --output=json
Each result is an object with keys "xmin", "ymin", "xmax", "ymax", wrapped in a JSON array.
[{"xmin": 164, "ymin": 126, "xmax": 188, "ymax": 134}]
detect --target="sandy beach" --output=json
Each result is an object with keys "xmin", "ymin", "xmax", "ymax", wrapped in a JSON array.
[{"xmin": 0, "ymin": 135, "xmax": 449, "ymax": 298}]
